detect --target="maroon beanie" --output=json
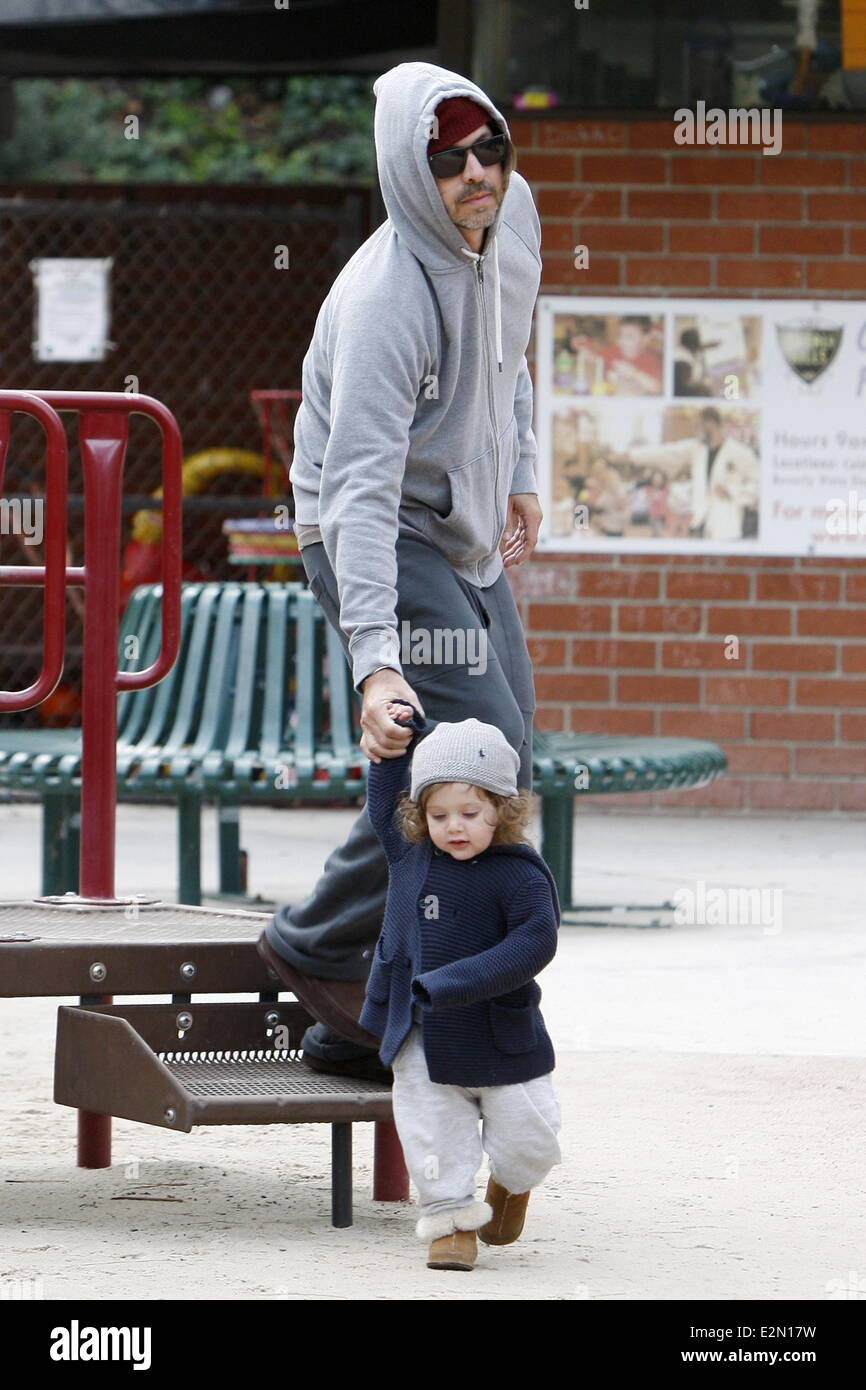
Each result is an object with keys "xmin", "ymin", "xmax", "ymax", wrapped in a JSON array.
[{"xmin": 427, "ymin": 96, "xmax": 493, "ymax": 154}]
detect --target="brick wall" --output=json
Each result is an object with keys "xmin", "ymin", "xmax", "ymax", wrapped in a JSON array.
[{"xmin": 507, "ymin": 116, "xmax": 866, "ymax": 814}]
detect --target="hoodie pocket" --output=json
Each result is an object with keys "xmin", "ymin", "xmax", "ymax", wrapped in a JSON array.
[{"xmin": 425, "ymin": 419, "xmax": 514, "ymax": 561}]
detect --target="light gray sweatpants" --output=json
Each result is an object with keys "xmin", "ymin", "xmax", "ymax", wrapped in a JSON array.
[{"xmin": 390, "ymin": 1023, "xmax": 563, "ymax": 1242}]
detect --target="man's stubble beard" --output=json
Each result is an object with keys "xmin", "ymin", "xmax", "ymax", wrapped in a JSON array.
[{"xmin": 449, "ymin": 184, "xmax": 503, "ymax": 232}]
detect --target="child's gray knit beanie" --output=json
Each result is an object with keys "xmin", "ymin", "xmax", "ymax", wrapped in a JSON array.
[{"xmin": 410, "ymin": 718, "xmax": 520, "ymax": 800}]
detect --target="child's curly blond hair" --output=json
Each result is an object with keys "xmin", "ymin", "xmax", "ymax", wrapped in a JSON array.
[{"xmin": 394, "ymin": 780, "xmax": 534, "ymax": 847}]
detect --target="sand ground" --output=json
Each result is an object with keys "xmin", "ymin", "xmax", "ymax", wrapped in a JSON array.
[{"xmin": 1, "ymin": 799, "xmax": 864, "ymax": 1301}]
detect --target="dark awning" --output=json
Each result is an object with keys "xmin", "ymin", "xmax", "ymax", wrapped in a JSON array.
[{"xmin": 0, "ymin": 0, "xmax": 437, "ymax": 75}]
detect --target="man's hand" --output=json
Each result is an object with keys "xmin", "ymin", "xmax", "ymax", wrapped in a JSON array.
[
  {"xmin": 500, "ymin": 492, "xmax": 542, "ymax": 568},
  {"xmin": 359, "ymin": 667, "xmax": 425, "ymax": 764}
]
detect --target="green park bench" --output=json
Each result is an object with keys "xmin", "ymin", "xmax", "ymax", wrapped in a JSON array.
[{"xmin": 0, "ymin": 581, "xmax": 727, "ymax": 911}]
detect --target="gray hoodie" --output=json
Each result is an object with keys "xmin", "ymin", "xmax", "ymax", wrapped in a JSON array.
[{"xmin": 288, "ymin": 61, "xmax": 542, "ymax": 693}]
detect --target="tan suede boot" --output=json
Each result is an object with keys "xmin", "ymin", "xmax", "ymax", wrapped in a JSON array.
[
  {"xmin": 477, "ymin": 1175, "xmax": 531, "ymax": 1246},
  {"xmin": 426, "ymin": 1228, "xmax": 478, "ymax": 1271}
]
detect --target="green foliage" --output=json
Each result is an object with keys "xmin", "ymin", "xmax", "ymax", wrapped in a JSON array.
[{"xmin": 0, "ymin": 75, "xmax": 376, "ymax": 183}]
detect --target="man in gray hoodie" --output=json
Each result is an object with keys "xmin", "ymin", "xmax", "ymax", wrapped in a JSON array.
[{"xmin": 258, "ymin": 61, "xmax": 544, "ymax": 1079}]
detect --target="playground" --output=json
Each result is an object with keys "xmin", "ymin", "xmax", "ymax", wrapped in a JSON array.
[{"xmin": 1, "ymin": 793, "xmax": 864, "ymax": 1300}]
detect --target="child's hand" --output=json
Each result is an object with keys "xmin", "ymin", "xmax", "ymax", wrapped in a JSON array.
[{"xmin": 386, "ymin": 699, "xmax": 416, "ymax": 726}]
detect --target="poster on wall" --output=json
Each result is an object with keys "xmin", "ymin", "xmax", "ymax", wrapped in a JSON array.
[
  {"xmin": 534, "ymin": 296, "xmax": 866, "ymax": 556},
  {"xmin": 30, "ymin": 258, "xmax": 113, "ymax": 362}
]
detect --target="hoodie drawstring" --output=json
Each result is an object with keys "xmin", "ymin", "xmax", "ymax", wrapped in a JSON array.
[
  {"xmin": 461, "ymin": 239, "xmax": 503, "ymax": 373},
  {"xmin": 492, "ymin": 235, "xmax": 503, "ymax": 373}
]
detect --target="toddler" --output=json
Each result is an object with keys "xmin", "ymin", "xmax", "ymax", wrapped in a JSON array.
[{"xmin": 360, "ymin": 698, "xmax": 562, "ymax": 1272}]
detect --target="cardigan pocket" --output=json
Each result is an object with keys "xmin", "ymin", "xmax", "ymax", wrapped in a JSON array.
[
  {"xmin": 364, "ymin": 944, "xmax": 391, "ymax": 1004},
  {"xmin": 488, "ymin": 999, "xmax": 539, "ymax": 1054}
]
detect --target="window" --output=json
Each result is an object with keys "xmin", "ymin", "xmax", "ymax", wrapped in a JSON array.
[{"xmin": 473, "ymin": 0, "xmax": 854, "ymax": 112}]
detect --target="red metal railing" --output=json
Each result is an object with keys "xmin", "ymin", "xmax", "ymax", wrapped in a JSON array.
[{"xmin": 0, "ymin": 391, "xmax": 183, "ymax": 901}]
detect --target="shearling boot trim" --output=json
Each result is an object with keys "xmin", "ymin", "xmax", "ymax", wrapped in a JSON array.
[{"xmin": 415, "ymin": 1200, "xmax": 493, "ymax": 1242}]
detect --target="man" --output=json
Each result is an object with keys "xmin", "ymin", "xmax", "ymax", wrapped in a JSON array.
[
  {"xmin": 673, "ymin": 326, "xmax": 719, "ymax": 397},
  {"xmin": 257, "ymin": 62, "xmax": 544, "ymax": 1080},
  {"xmin": 621, "ymin": 407, "xmax": 759, "ymax": 542}
]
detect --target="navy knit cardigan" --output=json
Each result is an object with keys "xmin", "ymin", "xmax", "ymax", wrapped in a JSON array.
[{"xmin": 358, "ymin": 699, "xmax": 560, "ymax": 1086}]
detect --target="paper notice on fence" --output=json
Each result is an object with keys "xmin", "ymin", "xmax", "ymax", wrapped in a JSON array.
[
  {"xmin": 31, "ymin": 258, "xmax": 113, "ymax": 363},
  {"xmin": 535, "ymin": 295, "xmax": 866, "ymax": 557}
]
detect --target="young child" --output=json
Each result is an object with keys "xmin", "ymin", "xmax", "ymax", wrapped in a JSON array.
[{"xmin": 360, "ymin": 697, "xmax": 562, "ymax": 1272}]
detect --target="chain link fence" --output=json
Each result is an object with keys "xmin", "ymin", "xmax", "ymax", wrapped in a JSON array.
[{"xmin": 0, "ymin": 181, "xmax": 373, "ymax": 723}]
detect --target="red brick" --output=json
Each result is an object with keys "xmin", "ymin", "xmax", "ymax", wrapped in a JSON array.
[
  {"xmin": 581, "ymin": 154, "xmax": 668, "ymax": 183},
  {"xmin": 535, "ymin": 673, "xmax": 609, "ymax": 701},
  {"xmin": 769, "ymin": 120, "xmax": 807, "ymax": 151},
  {"xmin": 704, "ymin": 676, "xmax": 790, "ymax": 705},
  {"xmin": 628, "ymin": 190, "xmax": 711, "ymax": 219},
  {"xmin": 707, "ymin": 606, "xmax": 791, "ymax": 635},
  {"xmin": 846, "ymin": 227, "xmax": 866, "ymax": 255},
  {"xmin": 567, "ymin": 707, "xmax": 656, "ymax": 735},
  {"xmin": 505, "ymin": 118, "xmax": 537, "ymax": 148},
  {"xmin": 541, "ymin": 254, "xmax": 622, "ymax": 287},
  {"xmin": 675, "ymin": 155, "xmax": 757, "ymax": 186},
  {"xmin": 660, "ymin": 709, "xmax": 744, "ymax": 739},
  {"xmin": 760, "ymin": 225, "xmax": 844, "ymax": 255},
  {"xmin": 528, "ymin": 601, "xmax": 603, "ymax": 630},
  {"xmin": 839, "ymin": 783, "xmax": 866, "ymax": 810},
  {"xmin": 798, "ymin": 678, "xmax": 866, "ymax": 706},
  {"xmin": 799, "ymin": 556, "xmax": 864, "ymax": 568},
  {"xmin": 629, "ymin": 120, "xmax": 679, "ymax": 149},
  {"xmin": 534, "ymin": 706, "xmax": 566, "ymax": 732},
  {"xmin": 517, "ymin": 153, "xmax": 577, "ymax": 182},
  {"xmin": 761, "ymin": 156, "xmax": 846, "ymax": 186},
  {"xmin": 841, "ymin": 712, "xmax": 866, "ymax": 740},
  {"xmin": 572, "ymin": 638, "xmax": 657, "ymax": 667},
  {"xmin": 537, "ymin": 188, "xmax": 622, "ymax": 218},
  {"xmin": 670, "ymin": 224, "xmax": 753, "ymax": 254},
  {"xmin": 619, "ymin": 603, "xmax": 701, "ymax": 634},
  {"xmin": 544, "ymin": 221, "xmax": 588, "ymax": 251},
  {"xmin": 796, "ymin": 746, "xmax": 866, "ymax": 775},
  {"xmin": 808, "ymin": 261, "xmax": 866, "ymax": 291},
  {"xmin": 627, "ymin": 256, "xmax": 711, "ymax": 288},
  {"xmin": 717, "ymin": 258, "xmax": 805, "ymax": 289},
  {"xmin": 718, "ymin": 190, "xmax": 802, "ymax": 220},
  {"xmin": 618, "ymin": 674, "xmax": 700, "ymax": 703},
  {"xmin": 757, "ymin": 573, "xmax": 840, "ymax": 602},
  {"xmin": 809, "ymin": 192, "xmax": 866, "ymax": 221},
  {"xmin": 726, "ymin": 744, "xmax": 790, "ymax": 775},
  {"xmin": 526, "ymin": 637, "xmax": 566, "ymax": 666},
  {"xmin": 578, "ymin": 570, "xmax": 660, "ymax": 599},
  {"xmin": 579, "ymin": 222, "xmax": 664, "ymax": 252},
  {"xmin": 663, "ymin": 780, "xmax": 744, "ymax": 809},
  {"xmin": 842, "ymin": 646, "xmax": 866, "ymax": 672},
  {"xmin": 534, "ymin": 119, "xmax": 625, "ymax": 150},
  {"xmin": 748, "ymin": 780, "xmax": 834, "ymax": 810},
  {"xmin": 751, "ymin": 642, "xmax": 837, "ymax": 671},
  {"xmin": 807, "ymin": 124, "xmax": 865, "ymax": 152},
  {"xmin": 662, "ymin": 640, "xmax": 741, "ymax": 669},
  {"xmin": 751, "ymin": 711, "xmax": 835, "ymax": 741},
  {"xmin": 508, "ymin": 562, "xmax": 573, "ymax": 599},
  {"xmin": 666, "ymin": 572, "xmax": 751, "ymax": 600},
  {"xmin": 797, "ymin": 607, "xmax": 866, "ymax": 637}
]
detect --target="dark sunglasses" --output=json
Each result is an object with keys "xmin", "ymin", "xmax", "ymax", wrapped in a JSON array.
[{"xmin": 427, "ymin": 133, "xmax": 508, "ymax": 180}]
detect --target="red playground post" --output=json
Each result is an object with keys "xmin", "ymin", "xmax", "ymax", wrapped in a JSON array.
[{"xmin": 0, "ymin": 391, "xmax": 183, "ymax": 1167}]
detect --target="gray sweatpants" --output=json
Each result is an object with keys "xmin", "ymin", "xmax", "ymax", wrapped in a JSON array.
[
  {"xmin": 390, "ymin": 1024, "xmax": 562, "ymax": 1241},
  {"xmin": 266, "ymin": 531, "xmax": 537, "ymax": 1063}
]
